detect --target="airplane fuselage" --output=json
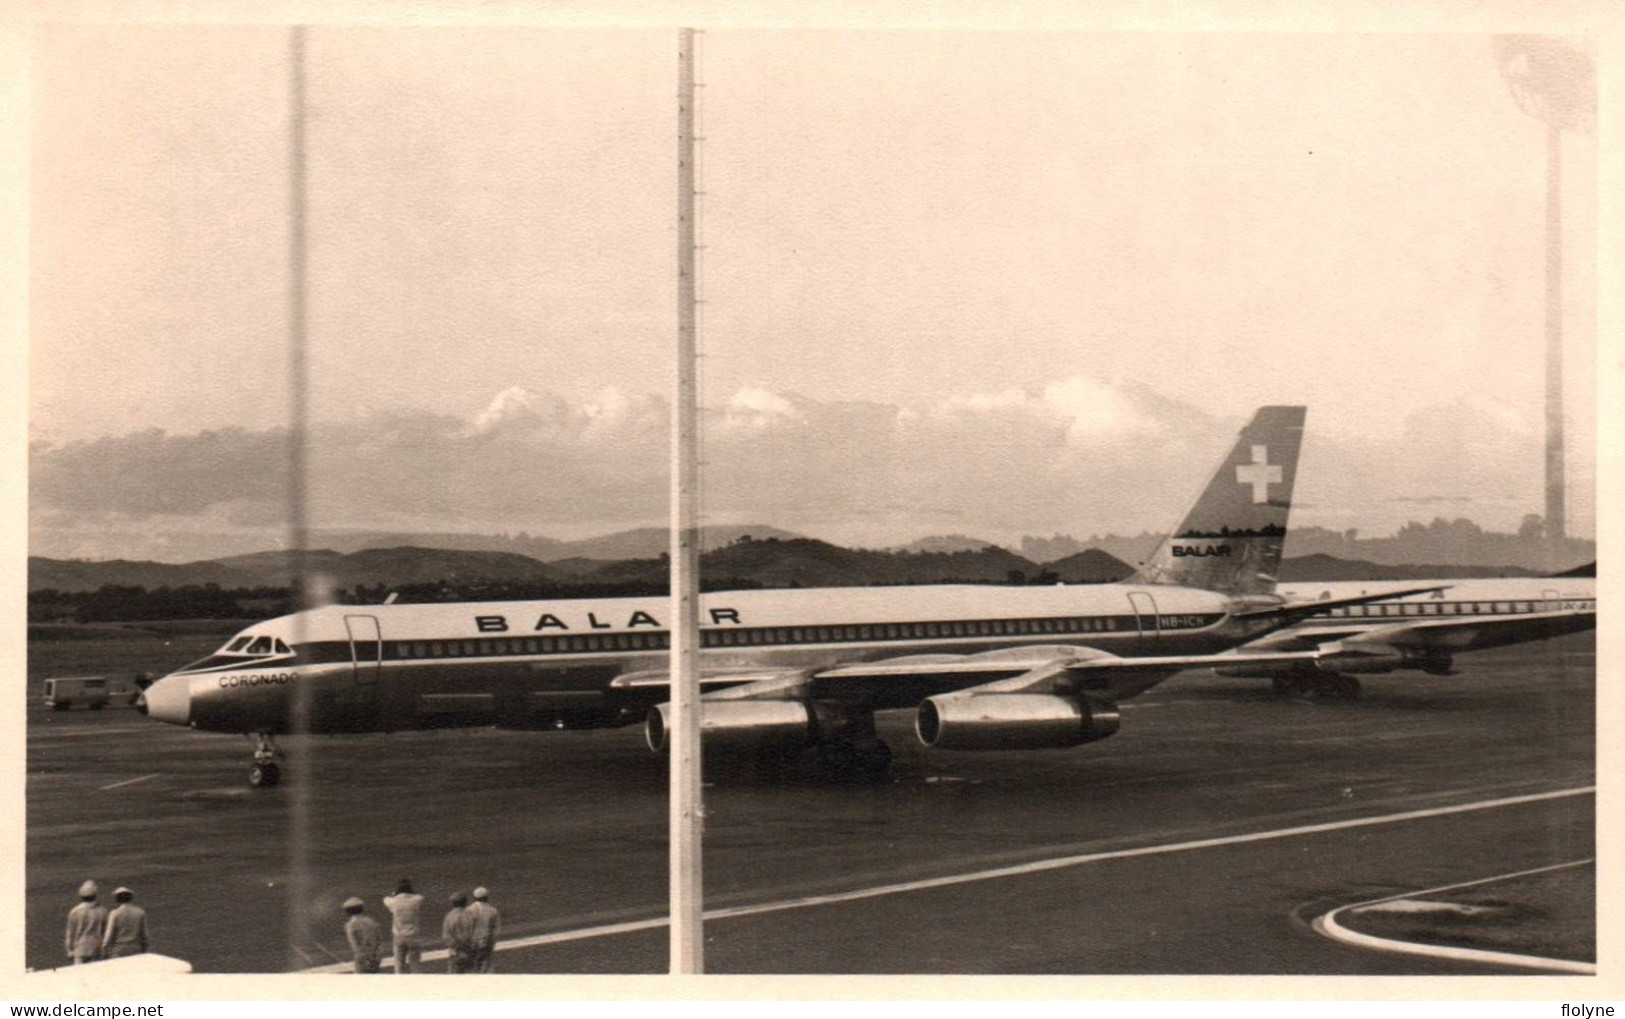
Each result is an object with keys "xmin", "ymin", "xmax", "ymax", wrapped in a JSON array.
[
  {"xmin": 143, "ymin": 582, "xmax": 1275, "ymax": 736},
  {"xmin": 1272, "ymin": 576, "xmax": 1596, "ymax": 651}
]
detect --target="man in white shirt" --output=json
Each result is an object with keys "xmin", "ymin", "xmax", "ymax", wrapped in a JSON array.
[{"xmin": 381, "ymin": 878, "xmax": 424, "ymax": 974}]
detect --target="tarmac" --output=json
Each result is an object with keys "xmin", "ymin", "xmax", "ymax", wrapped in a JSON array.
[{"xmin": 24, "ymin": 632, "xmax": 1594, "ymax": 974}]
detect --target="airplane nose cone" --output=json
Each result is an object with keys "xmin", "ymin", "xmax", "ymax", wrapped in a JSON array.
[{"xmin": 140, "ymin": 675, "xmax": 191, "ymax": 726}]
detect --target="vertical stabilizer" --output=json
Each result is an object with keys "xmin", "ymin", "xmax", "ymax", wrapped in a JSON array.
[{"xmin": 1130, "ymin": 406, "xmax": 1306, "ymax": 595}]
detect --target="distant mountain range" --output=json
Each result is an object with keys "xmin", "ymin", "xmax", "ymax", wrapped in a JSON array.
[
  {"xmin": 1019, "ymin": 522, "xmax": 1594, "ymax": 572},
  {"xmin": 29, "ymin": 532, "xmax": 1570, "ymax": 596},
  {"xmin": 303, "ymin": 524, "xmax": 805, "ymax": 561}
]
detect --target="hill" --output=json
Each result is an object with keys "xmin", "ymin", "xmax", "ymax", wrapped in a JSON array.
[
  {"xmin": 696, "ymin": 537, "xmax": 1039, "ymax": 588},
  {"xmin": 1276, "ymin": 554, "xmax": 1541, "ymax": 582},
  {"xmin": 1047, "ymin": 549, "xmax": 1134, "ymax": 583},
  {"xmin": 893, "ymin": 534, "xmax": 1007, "ymax": 555},
  {"xmin": 32, "ymin": 547, "xmax": 559, "ymax": 593},
  {"xmin": 29, "ymin": 557, "xmax": 262, "ymax": 592},
  {"xmin": 30, "ymin": 541, "xmax": 1568, "ymax": 597},
  {"xmin": 214, "ymin": 547, "xmax": 559, "ymax": 587},
  {"xmin": 308, "ymin": 529, "xmax": 565, "ymax": 558},
  {"xmin": 549, "ymin": 525, "xmax": 804, "ymax": 562}
]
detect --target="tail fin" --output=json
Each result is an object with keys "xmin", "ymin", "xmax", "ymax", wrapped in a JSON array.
[{"xmin": 1130, "ymin": 406, "xmax": 1306, "ymax": 596}]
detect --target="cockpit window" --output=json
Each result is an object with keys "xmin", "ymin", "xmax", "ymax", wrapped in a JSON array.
[
  {"xmin": 274, "ymin": 638, "xmax": 292, "ymax": 655},
  {"xmin": 246, "ymin": 637, "xmax": 274, "ymax": 655},
  {"xmin": 227, "ymin": 636, "xmax": 254, "ymax": 652}
]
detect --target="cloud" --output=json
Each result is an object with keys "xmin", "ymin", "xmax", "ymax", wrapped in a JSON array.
[{"xmin": 29, "ymin": 379, "xmax": 1577, "ymax": 560}]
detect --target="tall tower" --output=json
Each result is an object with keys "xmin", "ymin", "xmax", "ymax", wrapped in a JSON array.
[{"xmin": 1493, "ymin": 36, "xmax": 1593, "ymax": 549}]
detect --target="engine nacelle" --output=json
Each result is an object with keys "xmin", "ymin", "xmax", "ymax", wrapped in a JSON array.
[
  {"xmin": 1217, "ymin": 644, "xmax": 1455, "ymax": 678},
  {"xmin": 1322, "ymin": 641, "xmax": 1460, "ymax": 675},
  {"xmin": 915, "ymin": 693, "xmax": 1120, "ymax": 751},
  {"xmin": 645, "ymin": 700, "xmax": 817, "ymax": 753},
  {"xmin": 1214, "ymin": 662, "xmax": 1302, "ymax": 679}
]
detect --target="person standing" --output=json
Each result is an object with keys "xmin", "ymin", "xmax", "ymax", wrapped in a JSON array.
[
  {"xmin": 381, "ymin": 878, "xmax": 424, "ymax": 974},
  {"xmin": 100, "ymin": 887, "xmax": 149, "ymax": 959},
  {"xmin": 64, "ymin": 881, "xmax": 108, "ymax": 966},
  {"xmin": 342, "ymin": 897, "xmax": 382, "ymax": 974},
  {"xmin": 464, "ymin": 886, "xmax": 501, "ymax": 974},
  {"xmin": 440, "ymin": 891, "xmax": 475, "ymax": 974}
]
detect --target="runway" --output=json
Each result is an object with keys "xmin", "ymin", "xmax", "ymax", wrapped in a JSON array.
[{"xmin": 25, "ymin": 632, "xmax": 1594, "ymax": 974}]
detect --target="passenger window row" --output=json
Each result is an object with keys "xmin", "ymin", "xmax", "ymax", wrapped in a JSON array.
[
  {"xmin": 1324, "ymin": 601, "xmax": 1545, "ymax": 618},
  {"xmin": 383, "ymin": 615, "xmax": 1142, "ymax": 660}
]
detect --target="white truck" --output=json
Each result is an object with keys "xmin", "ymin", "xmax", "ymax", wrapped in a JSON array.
[{"xmin": 43, "ymin": 675, "xmax": 142, "ymax": 711}]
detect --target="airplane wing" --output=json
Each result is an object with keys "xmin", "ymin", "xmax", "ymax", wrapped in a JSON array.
[
  {"xmin": 614, "ymin": 644, "xmax": 1326, "ymax": 711},
  {"xmin": 1241, "ymin": 606, "xmax": 1597, "ymax": 658},
  {"xmin": 1229, "ymin": 585, "xmax": 1452, "ymax": 624},
  {"xmin": 629, "ymin": 643, "xmax": 1348, "ymax": 755}
]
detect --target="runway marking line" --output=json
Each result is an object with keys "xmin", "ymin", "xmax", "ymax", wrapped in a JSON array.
[
  {"xmin": 31, "ymin": 727, "xmax": 157, "ymax": 739},
  {"xmin": 299, "ymin": 783, "xmax": 1593, "ymax": 973},
  {"xmin": 98, "ymin": 773, "xmax": 159, "ymax": 791},
  {"xmin": 1311, "ymin": 858, "xmax": 1596, "ymax": 974}
]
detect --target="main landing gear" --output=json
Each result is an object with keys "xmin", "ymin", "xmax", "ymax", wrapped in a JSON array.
[
  {"xmin": 247, "ymin": 733, "xmax": 283, "ymax": 787},
  {"xmin": 1271, "ymin": 673, "xmax": 1362, "ymax": 700},
  {"xmin": 812, "ymin": 736, "xmax": 894, "ymax": 781},
  {"xmin": 807, "ymin": 710, "xmax": 893, "ymax": 782}
]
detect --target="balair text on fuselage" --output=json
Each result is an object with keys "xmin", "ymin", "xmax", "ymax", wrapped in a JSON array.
[{"xmin": 472, "ymin": 607, "xmax": 743, "ymax": 633}]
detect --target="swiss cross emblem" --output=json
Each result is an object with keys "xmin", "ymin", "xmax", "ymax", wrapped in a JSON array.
[{"xmin": 1236, "ymin": 445, "xmax": 1282, "ymax": 503}]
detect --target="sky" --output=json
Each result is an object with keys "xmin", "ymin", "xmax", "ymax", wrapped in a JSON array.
[{"xmin": 25, "ymin": 22, "xmax": 1600, "ymax": 560}]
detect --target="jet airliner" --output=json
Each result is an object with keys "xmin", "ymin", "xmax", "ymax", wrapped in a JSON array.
[
  {"xmin": 139, "ymin": 406, "xmax": 1448, "ymax": 785},
  {"xmin": 1219, "ymin": 576, "xmax": 1596, "ymax": 697}
]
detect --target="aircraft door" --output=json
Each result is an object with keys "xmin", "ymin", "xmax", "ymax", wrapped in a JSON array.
[
  {"xmin": 1542, "ymin": 588, "xmax": 1561, "ymax": 610},
  {"xmin": 345, "ymin": 615, "xmax": 382, "ymax": 682},
  {"xmin": 337, "ymin": 614, "xmax": 382, "ymax": 732},
  {"xmin": 1127, "ymin": 592, "xmax": 1160, "ymax": 651}
]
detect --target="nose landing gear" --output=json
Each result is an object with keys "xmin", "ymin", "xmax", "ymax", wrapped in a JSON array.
[{"xmin": 247, "ymin": 733, "xmax": 283, "ymax": 787}]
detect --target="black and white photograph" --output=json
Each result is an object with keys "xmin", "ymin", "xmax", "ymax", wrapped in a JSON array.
[{"xmin": 6, "ymin": 0, "xmax": 1609, "ymax": 996}]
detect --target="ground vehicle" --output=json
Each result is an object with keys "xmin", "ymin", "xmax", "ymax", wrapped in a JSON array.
[{"xmin": 44, "ymin": 676, "xmax": 141, "ymax": 711}]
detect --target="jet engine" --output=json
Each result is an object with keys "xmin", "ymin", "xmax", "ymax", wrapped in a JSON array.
[
  {"xmin": 645, "ymin": 700, "xmax": 818, "ymax": 753},
  {"xmin": 914, "ymin": 693, "xmax": 1121, "ymax": 751}
]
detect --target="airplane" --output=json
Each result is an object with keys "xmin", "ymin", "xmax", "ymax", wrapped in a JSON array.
[
  {"xmin": 138, "ymin": 405, "xmax": 1443, "ymax": 786},
  {"xmin": 1211, "ymin": 575, "xmax": 1597, "ymax": 698}
]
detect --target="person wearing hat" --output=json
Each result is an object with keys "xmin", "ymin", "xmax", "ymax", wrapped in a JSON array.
[
  {"xmin": 64, "ymin": 880, "xmax": 108, "ymax": 965},
  {"xmin": 381, "ymin": 877, "xmax": 424, "ymax": 974},
  {"xmin": 440, "ymin": 891, "xmax": 476, "ymax": 974},
  {"xmin": 100, "ymin": 887, "xmax": 149, "ymax": 959},
  {"xmin": 342, "ymin": 897, "xmax": 382, "ymax": 974},
  {"xmin": 464, "ymin": 887, "xmax": 501, "ymax": 974}
]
